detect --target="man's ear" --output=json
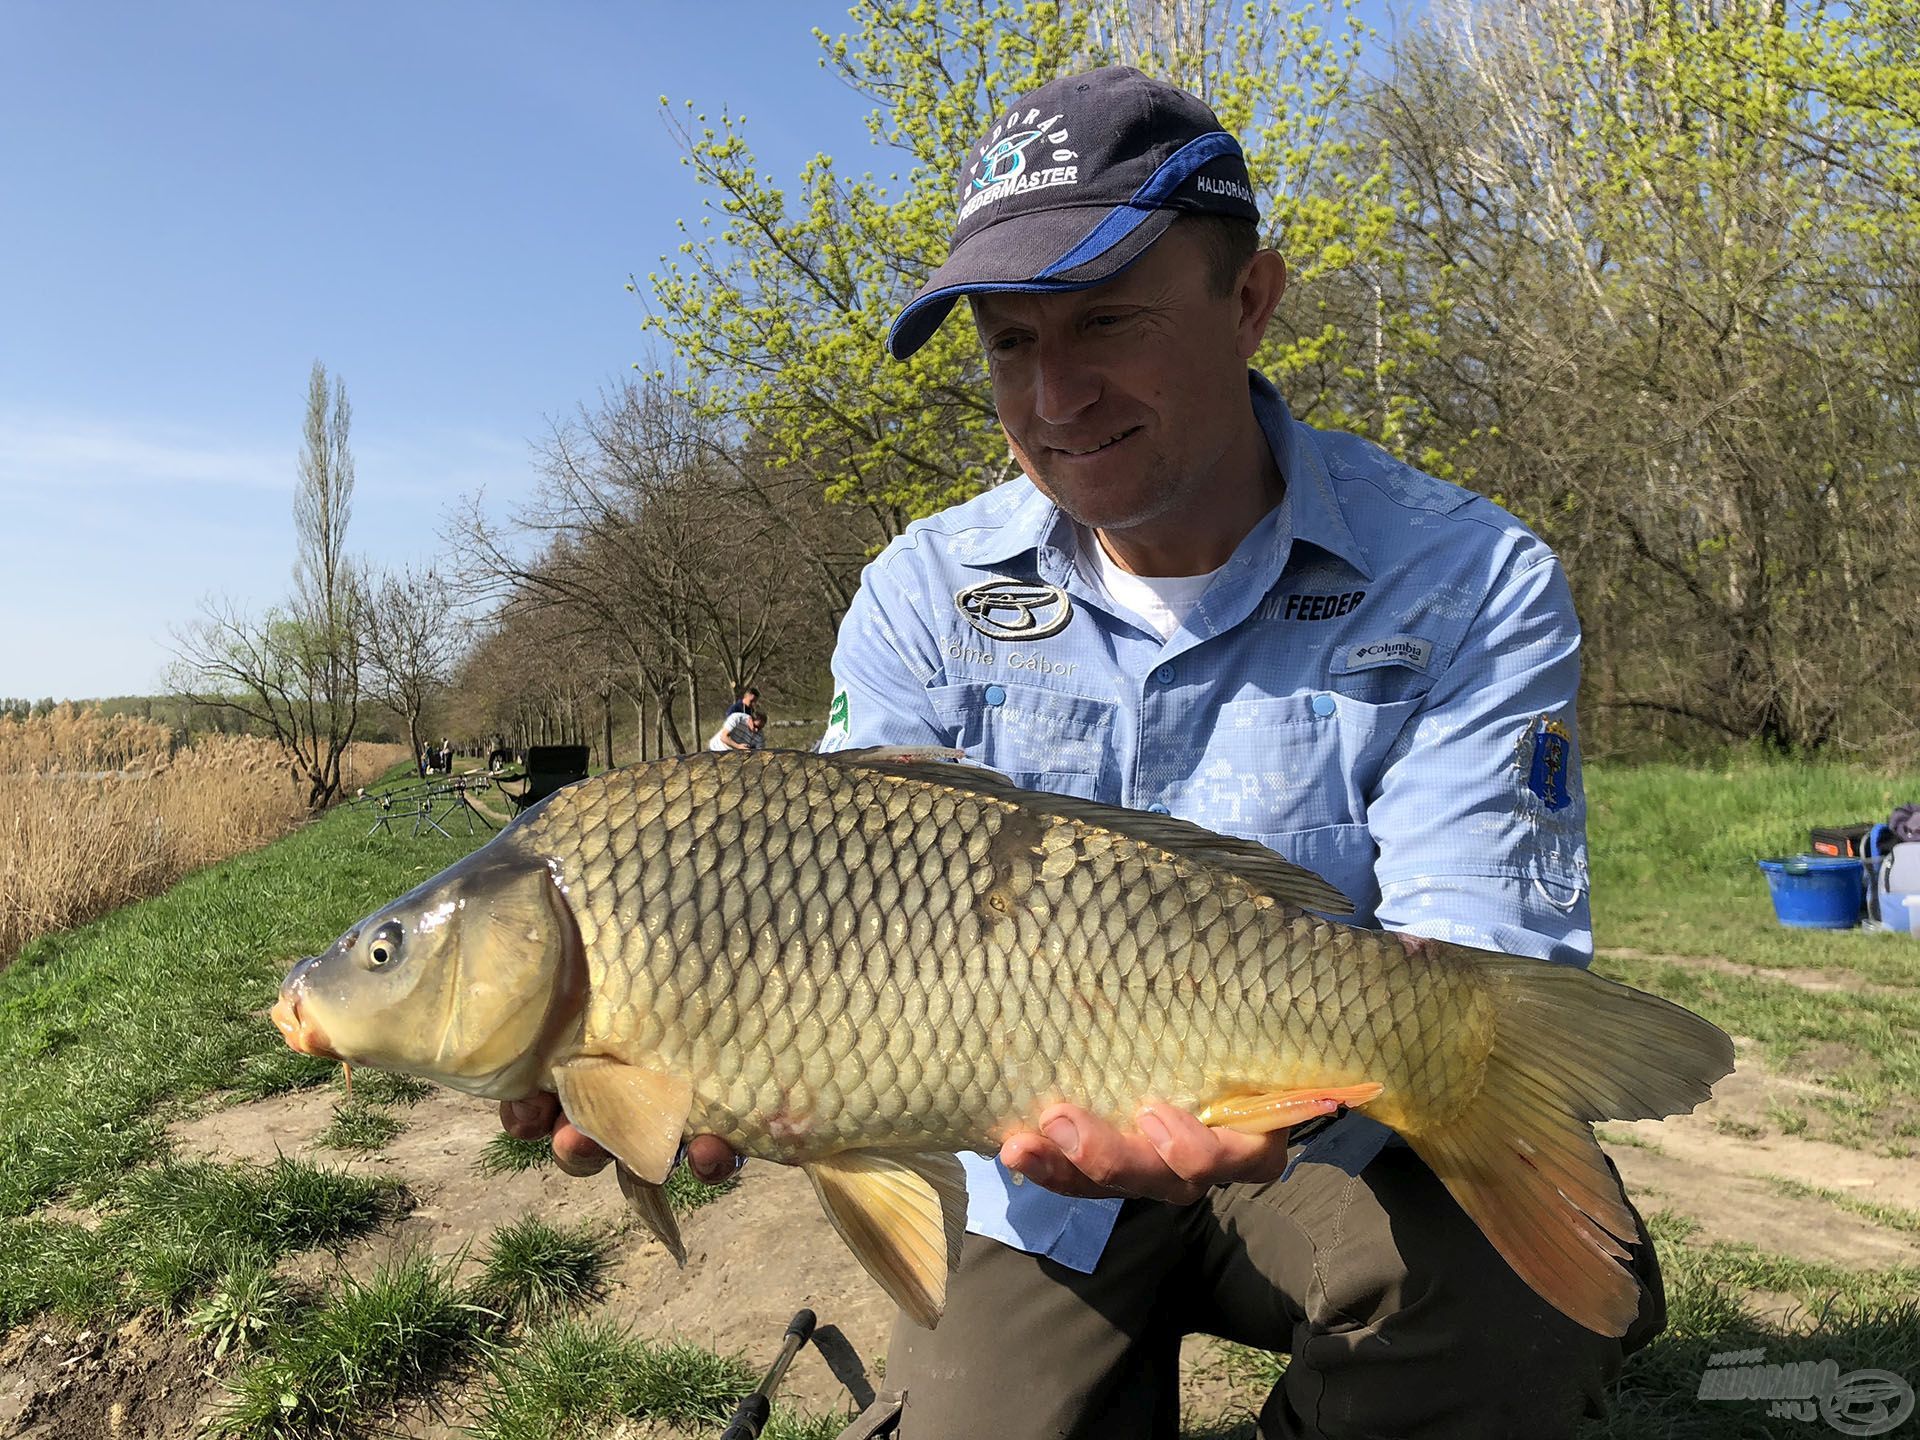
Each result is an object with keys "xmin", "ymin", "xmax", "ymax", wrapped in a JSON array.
[{"xmin": 1235, "ymin": 250, "xmax": 1287, "ymax": 360}]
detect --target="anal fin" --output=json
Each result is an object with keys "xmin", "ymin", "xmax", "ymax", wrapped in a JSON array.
[
  {"xmin": 616, "ymin": 1162, "xmax": 688, "ymax": 1264},
  {"xmin": 804, "ymin": 1151, "xmax": 966, "ymax": 1329},
  {"xmin": 552, "ymin": 1057, "xmax": 692, "ymax": 1184},
  {"xmin": 1197, "ymin": 1082, "xmax": 1386, "ymax": 1135}
]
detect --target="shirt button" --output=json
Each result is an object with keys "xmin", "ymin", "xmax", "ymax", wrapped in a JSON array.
[
  {"xmin": 1154, "ymin": 664, "xmax": 1176, "ymax": 685},
  {"xmin": 1311, "ymin": 693, "xmax": 1337, "ymax": 717},
  {"xmin": 984, "ymin": 685, "xmax": 1006, "ymax": 707},
  {"xmin": 1147, "ymin": 802, "xmax": 1171, "ymax": 815}
]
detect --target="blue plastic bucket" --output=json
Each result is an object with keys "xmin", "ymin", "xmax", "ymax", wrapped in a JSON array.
[{"xmin": 1757, "ymin": 855, "xmax": 1865, "ymax": 929}]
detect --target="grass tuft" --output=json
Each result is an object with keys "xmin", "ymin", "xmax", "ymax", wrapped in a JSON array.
[
  {"xmin": 316, "ymin": 1098, "xmax": 404, "ymax": 1152},
  {"xmin": 187, "ymin": 1251, "xmax": 299, "ymax": 1359},
  {"xmin": 469, "ymin": 1319, "xmax": 744, "ymax": 1440},
  {"xmin": 666, "ymin": 1163, "xmax": 739, "ymax": 1215},
  {"xmin": 343, "ymin": 1069, "xmax": 434, "ymax": 1105},
  {"xmin": 476, "ymin": 1133, "xmax": 556, "ymax": 1176},
  {"xmin": 0, "ymin": 1156, "xmax": 402, "ymax": 1327},
  {"xmin": 478, "ymin": 1216, "xmax": 610, "ymax": 1322},
  {"xmin": 210, "ymin": 1250, "xmax": 495, "ymax": 1439}
]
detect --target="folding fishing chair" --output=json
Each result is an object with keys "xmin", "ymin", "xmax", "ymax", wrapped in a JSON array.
[{"xmin": 497, "ymin": 744, "xmax": 592, "ymax": 813}]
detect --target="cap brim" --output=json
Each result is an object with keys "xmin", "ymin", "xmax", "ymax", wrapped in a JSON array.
[{"xmin": 887, "ymin": 202, "xmax": 1180, "ymax": 360}]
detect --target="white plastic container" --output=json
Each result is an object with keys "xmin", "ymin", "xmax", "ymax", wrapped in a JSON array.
[{"xmin": 1904, "ymin": 894, "xmax": 1920, "ymax": 935}]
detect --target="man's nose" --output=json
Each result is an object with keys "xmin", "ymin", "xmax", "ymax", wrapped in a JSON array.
[{"xmin": 1029, "ymin": 341, "xmax": 1100, "ymax": 425}]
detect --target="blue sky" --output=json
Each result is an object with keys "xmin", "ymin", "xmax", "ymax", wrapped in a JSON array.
[
  {"xmin": 0, "ymin": 2, "xmax": 1408, "ymax": 702},
  {"xmin": 0, "ymin": 2, "xmax": 871, "ymax": 700}
]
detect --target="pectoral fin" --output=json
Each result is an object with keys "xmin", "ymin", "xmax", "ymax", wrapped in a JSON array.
[
  {"xmin": 804, "ymin": 1151, "xmax": 966, "ymax": 1329},
  {"xmin": 1197, "ymin": 1082, "xmax": 1386, "ymax": 1134},
  {"xmin": 551, "ymin": 1057, "xmax": 692, "ymax": 1184},
  {"xmin": 615, "ymin": 1162, "xmax": 687, "ymax": 1265}
]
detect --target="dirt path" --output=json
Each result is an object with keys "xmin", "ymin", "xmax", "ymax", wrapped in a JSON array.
[
  {"xmin": 1598, "ymin": 945, "xmax": 1918, "ymax": 998},
  {"xmin": 1600, "ymin": 1037, "xmax": 1920, "ymax": 1276}
]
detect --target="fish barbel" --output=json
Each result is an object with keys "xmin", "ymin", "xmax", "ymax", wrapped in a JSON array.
[{"xmin": 271, "ymin": 747, "xmax": 1732, "ymax": 1334}]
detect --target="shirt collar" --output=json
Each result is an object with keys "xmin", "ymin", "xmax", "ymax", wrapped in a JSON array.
[
  {"xmin": 1251, "ymin": 372, "xmax": 1373, "ymax": 582},
  {"xmin": 953, "ymin": 370, "xmax": 1374, "ymax": 583}
]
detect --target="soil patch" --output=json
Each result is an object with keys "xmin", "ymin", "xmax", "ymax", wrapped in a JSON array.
[
  {"xmin": 1600, "ymin": 1039, "xmax": 1920, "ymax": 1274},
  {"xmin": 169, "ymin": 1086, "xmax": 895, "ymax": 1418},
  {"xmin": 0, "ymin": 1312, "xmax": 216, "ymax": 1440},
  {"xmin": 1598, "ymin": 946, "xmax": 1916, "ymax": 997}
]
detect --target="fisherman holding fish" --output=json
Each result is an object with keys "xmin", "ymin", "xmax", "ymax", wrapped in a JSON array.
[{"xmin": 482, "ymin": 65, "xmax": 1679, "ymax": 1440}]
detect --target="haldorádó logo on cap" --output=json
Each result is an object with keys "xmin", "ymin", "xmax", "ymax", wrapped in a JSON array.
[{"xmin": 887, "ymin": 65, "xmax": 1259, "ymax": 360}]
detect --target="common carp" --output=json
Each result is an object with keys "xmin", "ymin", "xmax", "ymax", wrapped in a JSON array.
[{"xmin": 272, "ymin": 747, "xmax": 1732, "ymax": 1334}]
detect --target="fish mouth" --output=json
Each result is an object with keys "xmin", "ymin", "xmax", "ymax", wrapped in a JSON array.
[{"xmin": 271, "ymin": 985, "xmax": 342, "ymax": 1062}]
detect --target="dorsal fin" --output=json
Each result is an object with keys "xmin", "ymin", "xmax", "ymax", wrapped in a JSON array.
[{"xmin": 820, "ymin": 745, "xmax": 1354, "ymax": 916}]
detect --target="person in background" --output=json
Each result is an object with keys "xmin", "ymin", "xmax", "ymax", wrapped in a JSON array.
[
  {"xmin": 507, "ymin": 65, "xmax": 1656, "ymax": 1439},
  {"xmin": 706, "ymin": 707, "xmax": 764, "ymax": 753},
  {"xmin": 727, "ymin": 685, "xmax": 760, "ymax": 717}
]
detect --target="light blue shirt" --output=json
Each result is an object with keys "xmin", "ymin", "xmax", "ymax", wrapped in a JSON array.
[{"xmin": 819, "ymin": 371, "xmax": 1591, "ymax": 1272}]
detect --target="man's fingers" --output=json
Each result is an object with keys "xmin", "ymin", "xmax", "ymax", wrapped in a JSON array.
[
  {"xmin": 551, "ymin": 1120, "xmax": 611, "ymax": 1177},
  {"xmin": 1137, "ymin": 1104, "xmax": 1290, "ymax": 1187},
  {"xmin": 499, "ymin": 1093, "xmax": 559, "ymax": 1140},
  {"xmin": 999, "ymin": 1131, "xmax": 1120, "ymax": 1199},
  {"xmin": 684, "ymin": 1133, "xmax": 745, "ymax": 1185}
]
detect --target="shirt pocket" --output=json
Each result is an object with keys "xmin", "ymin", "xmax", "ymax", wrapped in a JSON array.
[
  {"xmin": 926, "ymin": 681, "xmax": 1117, "ymax": 799},
  {"xmin": 1209, "ymin": 692, "xmax": 1424, "ymax": 833}
]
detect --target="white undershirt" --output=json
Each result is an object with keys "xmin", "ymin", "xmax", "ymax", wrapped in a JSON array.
[{"xmin": 1075, "ymin": 523, "xmax": 1224, "ymax": 642}]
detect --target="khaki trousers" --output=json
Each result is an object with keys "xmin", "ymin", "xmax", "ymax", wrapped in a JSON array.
[{"xmin": 885, "ymin": 1148, "xmax": 1665, "ymax": 1439}]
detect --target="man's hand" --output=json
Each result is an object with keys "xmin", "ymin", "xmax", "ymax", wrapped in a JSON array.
[
  {"xmin": 498, "ymin": 1094, "xmax": 743, "ymax": 1184},
  {"xmin": 999, "ymin": 1102, "xmax": 1301, "ymax": 1204}
]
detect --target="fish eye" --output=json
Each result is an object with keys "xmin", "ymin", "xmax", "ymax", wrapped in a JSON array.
[{"xmin": 365, "ymin": 921, "xmax": 404, "ymax": 970}]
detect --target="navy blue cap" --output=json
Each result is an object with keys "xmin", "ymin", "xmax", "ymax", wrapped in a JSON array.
[{"xmin": 887, "ymin": 66, "xmax": 1259, "ymax": 360}]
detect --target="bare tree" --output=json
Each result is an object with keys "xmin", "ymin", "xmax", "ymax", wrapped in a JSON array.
[
  {"xmin": 363, "ymin": 564, "xmax": 462, "ymax": 775},
  {"xmin": 173, "ymin": 361, "xmax": 366, "ymax": 807},
  {"xmin": 449, "ymin": 377, "xmax": 867, "ymax": 757}
]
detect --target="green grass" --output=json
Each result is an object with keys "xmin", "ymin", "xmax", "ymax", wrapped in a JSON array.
[
  {"xmin": 0, "ymin": 1157, "xmax": 403, "ymax": 1328},
  {"xmin": 468, "ymin": 1317, "xmax": 843, "ymax": 1440},
  {"xmin": 344, "ymin": 1068, "xmax": 435, "ymax": 1105},
  {"xmin": 476, "ymin": 1133, "xmax": 557, "ymax": 1176},
  {"xmin": 210, "ymin": 1250, "xmax": 495, "ymax": 1439},
  {"xmin": 1580, "ymin": 1214, "xmax": 1920, "ymax": 1439},
  {"xmin": 1761, "ymin": 1178, "xmax": 1920, "ymax": 1235},
  {"xmin": 479, "ymin": 1216, "xmax": 611, "ymax": 1321},
  {"xmin": 187, "ymin": 1253, "xmax": 299, "ymax": 1359},
  {"xmin": 665, "ymin": 1162, "xmax": 741, "ymax": 1214},
  {"xmin": 315, "ymin": 1097, "xmax": 404, "ymax": 1152},
  {"xmin": 1587, "ymin": 756, "xmax": 1920, "ymax": 988},
  {"xmin": 0, "ymin": 807, "xmax": 481, "ymax": 1217},
  {"xmin": 1592, "ymin": 951, "xmax": 1920, "ymax": 1147}
]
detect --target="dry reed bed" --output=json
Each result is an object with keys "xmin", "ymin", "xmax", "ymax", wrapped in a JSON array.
[{"xmin": 0, "ymin": 706, "xmax": 406, "ymax": 966}]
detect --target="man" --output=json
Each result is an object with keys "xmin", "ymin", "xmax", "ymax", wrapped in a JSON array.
[
  {"xmin": 727, "ymin": 684, "xmax": 760, "ymax": 717},
  {"xmin": 506, "ymin": 65, "xmax": 1660, "ymax": 1437},
  {"xmin": 705, "ymin": 706, "xmax": 764, "ymax": 753}
]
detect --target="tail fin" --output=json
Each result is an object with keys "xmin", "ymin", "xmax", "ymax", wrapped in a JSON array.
[{"xmin": 1400, "ymin": 952, "xmax": 1734, "ymax": 1336}]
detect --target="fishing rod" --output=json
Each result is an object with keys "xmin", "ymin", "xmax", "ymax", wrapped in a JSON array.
[{"xmin": 717, "ymin": 1308, "xmax": 816, "ymax": 1440}]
